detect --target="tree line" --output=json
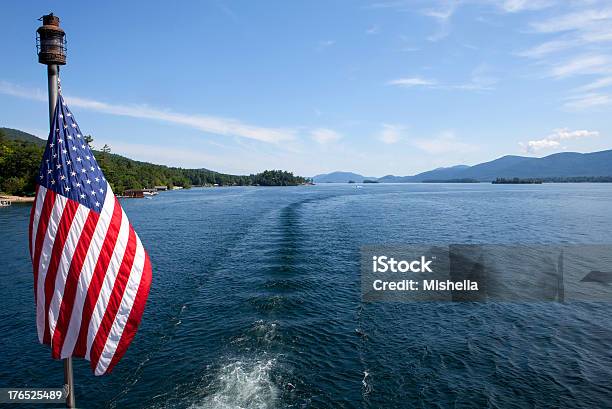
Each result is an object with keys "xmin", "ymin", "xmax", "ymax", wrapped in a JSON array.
[{"xmin": 0, "ymin": 129, "xmax": 310, "ymax": 196}]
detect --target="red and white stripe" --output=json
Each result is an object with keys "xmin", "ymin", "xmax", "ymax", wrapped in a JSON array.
[{"xmin": 29, "ymin": 185, "xmax": 152, "ymax": 375}]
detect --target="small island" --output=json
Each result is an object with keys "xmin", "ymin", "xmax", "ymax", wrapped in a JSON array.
[{"xmin": 492, "ymin": 177, "xmax": 543, "ymax": 184}]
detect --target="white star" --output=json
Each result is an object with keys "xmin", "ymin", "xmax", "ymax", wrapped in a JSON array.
[
  {"xmin": 76, "ymin": 157, "xmax": 82, "ymax": 162},
  {"xmin": 56, "ymin": 164, "xmax": 61, "ymax": 169},
  {"xmin": 58, "ymin": 139, "xmax": 64, "ymax": 144},
  {"xmin": 66, "ymin": 160, "xmax": 72, "ymax": 165},
  {"xmin": 59, "ymin": 114, "xmax": 63, "ymax": 118},
  {"xmin": 63, "ymin": 124, "xmax": 68, "ymax": 129},
  {"xmin": 50, "ymin": 143, "xmax": 55, "ymax": 148},
  {"xmin": 67, "ymin": 135, "xmax": 73, "ymax": 140},
  {"xmin": 64, "ymin": 186, "xmax": 71, "ymax": 192},
  {"xmin": 81, "ymin": 169, "xmax": 86, "ymax": 173},
  {"xmin": 99, "ymin": 188, "xmax": 104, "ymax": 193},
  {"xmin": 75, "ymin": 182, "xmax": 81, "ymax": 187},
  {"xmin": 85, "ymin": 155, "xmax": 90, "ymax": 160},
  {"xmin": 70, "ymin": 171, "xmax": 76, "ymax": 177},
  {"xmin": 90, "ymin": 166, "xmax": 95, "ymax": 171},
  {"xmin": 50, "ymin": 179, "xmax": 55, "ymax": 185},
  {"xmin": 80, "ymin": 194, "xmax": 86, "ymax": 199},
  {"xmin": 52, "ymin": 153, "xmax": 57, "ymax": 158},
  {"xmin": 81, "ymin": 144, "xmax": 86, "ymax": 149},
  {"xmin": 62, "ymin": 149, "xmax": 68, "ymax": 154},
  {"xmin": 95, "ymin": 201, "xmax": 100, "ymax": 207},
  {"xmin": 95, "ymin": 177, "xmax": 100, "ymax": 182},
  {"xmin": 47, "ymin": 169, "xmax": 52, "ymax": 174},
  {"xmin": 67, "ymin": 113, "xmax": 72, "ymax": 117},
  {"xmin": 39, "ymin": 174, "xmax": 43, "ymax": 179},
  {"xmin": 77, "ymin": 134, "xmax": 81, "ymax": 138},
  {"xmin": 91, "ymin": 191, "xmax": 96, "ymax": 196},
  {"xmin": 72, "ymin": 146, "xmax": 77, "ymax": 151},
  {"xmin": 60, "ymin": 175, "xmax": 66, "ymax": 180},
  {"xmin": 71, "ymin": 123, "xmax": 77, "ymax": 128},
  {"xmin": 86, "ymin": 179, "xmax": 91, "ymax": 184}
]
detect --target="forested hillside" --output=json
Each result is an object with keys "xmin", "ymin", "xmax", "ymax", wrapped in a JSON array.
[{"xmin": 0, "ymin": 128, "xmax": 308, "ymax": 196}]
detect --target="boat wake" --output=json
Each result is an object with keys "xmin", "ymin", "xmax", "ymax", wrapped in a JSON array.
[{"xmin": 190, "ymin": 357, "xmax": 280, "ymax": 409}]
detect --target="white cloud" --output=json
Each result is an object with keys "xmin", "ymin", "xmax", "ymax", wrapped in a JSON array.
[
  {"xmin": 388, "ymin": 65, "xmax": 497, "ymax": 91},
  {"xmin": 520, "ymin": 128, "xmax": 599, "ymax": 152},
  {"xmin": 0, "ymin": 80, "xmax": 295, "ymax": 144},
  {"xmin": 500, "ymin": 0, "xmax": 554, "ymax": 13},
  {"xmin": 387, "ymin": 77, "xmax": 437, "ymax": 87},
  {"xmin": 421, "ymin": 2, "xmax": 457, "ymax": 41},
  {"xmin": 574, "ymin": 76, "xmax": 612, "ymax": 92},
  {"xmin": 563, "ymin": 93, "xmax": 612, "ymax": 110},
  {"xmin": 518, "ymin": 38, "xmax": 581, "ymax": 58},
  {"xmin": 550, "ymin": 54, "xmax": 611, "ymax": 78},
  {"xmin": 310, "ymin": 128, "xmax": 342, "ymax": 144},
  {"xmin": 531, "ymin": 8, "xmax": 612, "ymax": 33},
  {"xmin": 0, "ymin": 81, "xmax": 47, "ymax": 101},
  {"xmin": 515, "ymin": 5, "xmax": 612, "ymax": 110},
  {"xmin": 412, "ymin": 130, "xmax": 478, "ymax": 154},
  {"xmin": 377, "ymin": 124, "xmax": 403, "ymax": 144}
]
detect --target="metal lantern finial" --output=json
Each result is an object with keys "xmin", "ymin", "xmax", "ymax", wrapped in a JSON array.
[{"xmin": 36, "ymin": 13, "xmax": 67, "ymax": 65}]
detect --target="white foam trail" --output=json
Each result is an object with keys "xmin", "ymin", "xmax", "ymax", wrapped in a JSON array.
[{"xmin": 191, "ymin": 358, "xmax": 279, "ymax": 409}]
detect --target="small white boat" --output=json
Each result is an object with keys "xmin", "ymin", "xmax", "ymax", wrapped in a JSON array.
[{"xmin": 0, "ymin": 199, "xmax": 11, "ymax": 207}]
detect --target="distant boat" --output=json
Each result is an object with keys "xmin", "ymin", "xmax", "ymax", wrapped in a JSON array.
[{"xmin": 0, "ymin": 199, "xmax": 11, "ymax": 207}]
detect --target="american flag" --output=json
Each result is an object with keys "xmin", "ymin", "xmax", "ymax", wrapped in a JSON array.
[{"xmin": 29, "ymin": 93, "xmax": 152, "ymax": 375}]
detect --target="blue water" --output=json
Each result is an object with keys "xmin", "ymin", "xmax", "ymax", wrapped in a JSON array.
[{"xmin": 1, "ymin": 184, "xmax": 612, "ymax": 408}]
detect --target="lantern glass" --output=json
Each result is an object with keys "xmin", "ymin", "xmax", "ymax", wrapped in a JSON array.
[{"xmin": 36, "ymin": 31, "xmax": 67, "ymax": 63}]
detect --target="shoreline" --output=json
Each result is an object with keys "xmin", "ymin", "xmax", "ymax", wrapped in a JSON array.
[{"xmin": 0, "ymin": 195, "xmax": 35, "ymax": 203}]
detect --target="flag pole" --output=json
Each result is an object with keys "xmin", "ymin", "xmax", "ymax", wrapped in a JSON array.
[
  {"xmin": 48, "ymin": 52, "xmax": 76, "ymax": 409},
  {"xmin": 37, "ymin": 13, "xmax": 75, "ymax": 409}
]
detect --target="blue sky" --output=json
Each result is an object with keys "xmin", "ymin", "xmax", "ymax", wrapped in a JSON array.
[{"xmin": 1, "ymin": 1, "xmax": 611, "ymax": 177}]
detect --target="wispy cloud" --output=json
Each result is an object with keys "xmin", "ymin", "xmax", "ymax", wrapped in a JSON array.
[
  {"xmin": 517, "ymin": 5, "xmax": 612, "ymax": 110},
  {"xmin": 530, "ymin": 7, "xmax": 612, "ymax": 33},
  {"xmin": 422, "ymin": 1, "xmax": 457, "ymax": 41},
  {"xmin": 387, "ymin": 65, "xmax": 497, "ymax": 91},
  {"xmin": 0, "ymin": 80, "xmax": 296, "ymax": 143},
  {"xmin": 563, "ymin": 93, "xmax": 612, "ymax": 110},
  {"xmin": 574, "ymin": 76, "xmax": 612, "ymax": 92},
  {"xmin": 499, "ymin": 0, "xmax": 555, "ymax": 13},
  {"xmin": 550, "ymin": 54, "xmax": 611, "ymax": 78},
  {"xmin": 310, "ymin": 128, "xmax": 342, "ymax": 144},
  {"xmin": 377, "ymin": 124, "xmax": 403, "ymax": 144},
  {"xmin": 519, "ymin": 128, "xmax": 599, "ymax": 152},
  {"xmin": 387, "ymin": 77, "xmax": 438, "ymax": 87}
]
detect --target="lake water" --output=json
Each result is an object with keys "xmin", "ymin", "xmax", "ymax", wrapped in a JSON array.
[{"xmin": 1, "ymin": 184, "xmax": 612, "ymax": 408}]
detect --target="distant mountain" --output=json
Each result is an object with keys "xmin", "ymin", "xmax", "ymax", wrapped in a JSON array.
[
  {"xmin": 312, "ymin": 171, "xmax": 375, "ymax": 183},
  {"xmin": 1, "ymin": 127, "xmax": 46, "ymax": 146},
  {"xmin": 315, "ymin": 150, "xmax": 612, "ymax": 183}
]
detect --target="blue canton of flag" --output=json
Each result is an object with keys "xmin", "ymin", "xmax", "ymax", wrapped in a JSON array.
[{"xmin": 39, "ymin": 94, "xmax": 108, "ymax": 211}]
